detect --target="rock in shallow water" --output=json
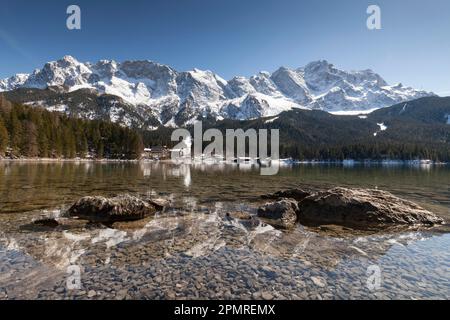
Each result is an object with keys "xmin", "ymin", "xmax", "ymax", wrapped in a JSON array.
[
  {"xmin": 226, "ymin": 211, "xmax": 252, "ymax": 220},
  {"xmin": 33, "ymin": 218, "xmax": 59, "ymax": 228},
  {"xmin": 259, "ymin": 187, "xmax": 444, "ymax": 229},
  {"xmin": 298, "ymin": 187, "xmax": 444, "ymax": 228},
  {"xmin": 146, "ymin": 198, "xmax": 170, "ymax": 211},
  {"xmin": 257, "ymin": 199, "xmax": 299, "ymax": 229},
  {"xmin": 67, "ymin": 195, "xmax": 157, "ymax": 222}
]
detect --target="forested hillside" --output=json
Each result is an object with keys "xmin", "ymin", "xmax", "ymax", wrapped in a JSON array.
[
  {"xmin": 1, "ymin": 93, "xmax": 449, "ymax": 162},
  {"xmin": 0, "ymin": 94, "xmax": 143, "ymax": 159},
  {"xmin": 143, "ymin": 97, "xmax": 450, "ymax": 162}
]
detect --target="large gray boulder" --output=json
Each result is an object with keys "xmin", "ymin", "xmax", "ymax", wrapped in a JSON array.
[
  {"xmin": 298, "ymin": 187, "xmax": 444, "ymax": 228},
  {"xmin": 67, "ymin": 195, "xmax": 157, "ymax": 222},
  {"xmin": 257, "ymin": 199, "xmax": 299, "ymax": 229}
]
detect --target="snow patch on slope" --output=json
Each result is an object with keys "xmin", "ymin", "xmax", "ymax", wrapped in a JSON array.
[
  {"xmin": 265, "ymin": 116, "xmax": 279, "ymax": 124},
  {"xmin": 0, "ymin": 56, "xmax": 435, "ymax": 127},
  {"xmin": 330, "ymin": 108, "xmax": 378, "ymax": 116},
  {"xmin": 374, "ymin": 122, "xmax": 388, "ymax": 136}
]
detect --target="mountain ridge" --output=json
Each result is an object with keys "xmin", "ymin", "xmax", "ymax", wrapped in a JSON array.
[{"xmin": 0, "ymin": 56, "xmax": 434, "ymax": 129}]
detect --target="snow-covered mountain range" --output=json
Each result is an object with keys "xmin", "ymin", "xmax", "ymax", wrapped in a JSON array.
[{"xmin": 0, "ymin": 55, "xmax": 434, "ymax": 128}]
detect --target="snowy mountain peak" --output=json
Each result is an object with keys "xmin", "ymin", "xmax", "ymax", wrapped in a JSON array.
[
  {"xmin": 304, "ymin": 59, "xmax": 333, "ymax": 72},
  {"xmin": 0, "ymin": 56, "xmax": 435, "ymax": 128},
  {"xmin": 60, "ymin": 55, "xmax": 80, "ymax": 65}
]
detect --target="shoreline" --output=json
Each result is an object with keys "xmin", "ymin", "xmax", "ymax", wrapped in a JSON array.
[
  {"xmin": 0, "ymin": 158, "xmax": 447, "ymax": 165},
  {"xmin": 0, "ymin": 158, "xmax": 141, "ymax": 163}
]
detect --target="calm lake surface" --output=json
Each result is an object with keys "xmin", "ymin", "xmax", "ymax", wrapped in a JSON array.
[{"xmin": 0, "ymin": 161, "xmax": 449, "ymax": 299}]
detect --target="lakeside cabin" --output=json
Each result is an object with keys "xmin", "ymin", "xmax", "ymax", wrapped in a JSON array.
[
  {"xmin": 142, "ymin": 146, "xmax": 170, "ymax": 160},
  {"xmin": 142, "ymin": 143, "xmax": 191, "ymax": 160}
]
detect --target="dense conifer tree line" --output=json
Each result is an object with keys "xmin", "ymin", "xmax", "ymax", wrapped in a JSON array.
[
  {"xmin": 141, "ymin": 115, "xmax": 450, "ymax": 162},
  {"xmin": 0, "ymin": 95, "xmax": 143, "ymax": 159},
  {"xmin": 1, "ymin": 93, "xmax": 448, "ymax": 162},
  {"xmin": 276, "ymin": 141, "xmax": 450, "ymax": 162}
]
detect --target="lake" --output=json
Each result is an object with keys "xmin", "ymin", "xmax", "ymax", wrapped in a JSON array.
[{"xmin": 0, "ymin": 161, "xmax": 449, "ymax": 299}]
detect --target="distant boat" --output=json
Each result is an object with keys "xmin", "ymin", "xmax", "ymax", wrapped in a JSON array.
[
  {"xmin": 270, "ymin": 158, "xmax": 294, "ymax": 166},
  {"xmin": 343, "ymin": 159, "xmax": 355, "ymax": 166},
  {"xmin": 409, "ymin": 159, "xmax": 433, "ymax": 165},
  {"xmin": 238, "ymin": 157, "xmax": 257, "ymax": 165},
  {"xmin": 419, "ymin": 159, "xmax": 433, "ymax": 165},
  {"xmin": 258, "ymin": 157, "xmax": 272, "ymax": 167}
]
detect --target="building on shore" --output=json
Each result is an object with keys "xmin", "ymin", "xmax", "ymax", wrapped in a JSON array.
[
  {"xmin": 142, "ymin": 146, "xmax": 170, "ymax": 160},
  {"xmin": 169, "ymin": 137, "xmax": 192, "ymax": 160}
]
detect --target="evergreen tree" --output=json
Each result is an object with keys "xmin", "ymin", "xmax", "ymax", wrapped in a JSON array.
[
  {"xmin": 97, "ymin": 140, "xmax": 104, "ymax": 159},
  {"xmin": 21, "ymin": 120, "xmax": 39, "ymax": 157},
  {"xmin": 8, "ymin": 108, "xmax": 22, "ymax": 155},
  {"xmin": 0, "ymin": 117, "xmax": 8, "ymax": 156},
  {"xmin": 62, "ymin": 127, "xmax": 76, "ymax": 158},
  {"xmin": 38, "ymin": 129, "xmax": 49, "ymax": 158}
]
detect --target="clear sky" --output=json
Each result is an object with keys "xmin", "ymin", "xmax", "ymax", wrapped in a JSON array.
[{"xmin": 0, "ymin": 0, "xmax": 449, "ymax": 95}]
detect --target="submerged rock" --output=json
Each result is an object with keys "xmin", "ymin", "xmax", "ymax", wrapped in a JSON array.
[
  {"xmin": 226, "ymin": 211, "xmax": 252, "ymax": 220},
  {"xmin": 257, "ymin": 199, "xmax": 299, "ymax": 229},
  {"xmin": 67, "ymin": 195, "xmax": 157, "ymax": 222},
  {"xmin": 298, "ymin": 187, "xmax": 444, "ymax": 228},
  {"xmin": 226, "ymin": 211, "xmax": 259, "ymax": 229},
  {"xmin": 146, "ymin": 198, "xmax": 170, "ymax": 211},
  {"xmin": 33, "ymin": 218, "xmax": 59, "ymax": 228}
]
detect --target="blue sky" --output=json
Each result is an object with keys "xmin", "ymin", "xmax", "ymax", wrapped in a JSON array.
[{"xmin": 0, "ymin": 0, "xmax": 449, "ymax": 95}]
